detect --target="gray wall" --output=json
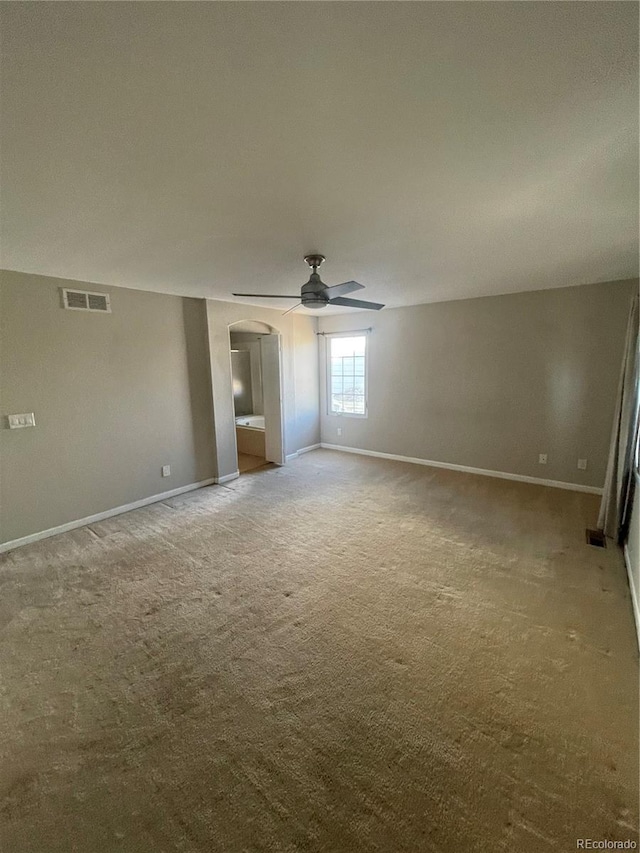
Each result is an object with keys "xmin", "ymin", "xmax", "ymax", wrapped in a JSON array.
[
  {"xmin": 0, "ymin": 271, "xmax": 216, "ymax": 543},
  {"xmin": 206, "ymin": 300, "xmax": 320, "ymax": 479},
  {"xmin": 319, "ymin": 279, "xmax": 637, "ymax": 489}
]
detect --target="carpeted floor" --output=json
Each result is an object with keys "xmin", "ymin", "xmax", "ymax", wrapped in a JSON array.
[{"xmin": 0, "ymin": 450, "xmax": 637, "ymax": 852}]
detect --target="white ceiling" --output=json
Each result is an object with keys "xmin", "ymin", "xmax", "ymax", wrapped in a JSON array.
[{"xmin": 1, "ymin": 2, "xmax": 638, "ymax": 313}]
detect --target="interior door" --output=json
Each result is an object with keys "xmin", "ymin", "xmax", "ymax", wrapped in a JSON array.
[{"xmin": 260, "ymin": 334, "xmax": 285, "ymax": 465}]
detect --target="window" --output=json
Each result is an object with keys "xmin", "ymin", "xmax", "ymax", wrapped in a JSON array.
[{"xmin": 328, "ymin": 334, "xmax": 367, "ymax": 416}]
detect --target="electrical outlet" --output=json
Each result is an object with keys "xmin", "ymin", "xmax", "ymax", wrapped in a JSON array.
[
  {"xmin": 337, "ymin": 427, "xmax": 342, "ymax": 436},
  {"xmin": 577, "ymin": 458, "xmax": 588, "ymax": 470},
  {"xmin": 161, "ymin": 465, "xmax": 171, "ymax": 477},
  {"xmin": 538, "ymin": 453, "xmax": 547, "ymax": 465}
]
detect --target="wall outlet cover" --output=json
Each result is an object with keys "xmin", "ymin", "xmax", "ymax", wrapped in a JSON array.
[
  {"xmin": 162, "ymin": 465, "xmax": 171, "ymax": 477},
  {"xmin": 577, "ymin": 458, "xmax": 588, "ymax": 470},
  {"xmin": 538, "ymin": 453, "xmax": 547, "ymax": 464}
]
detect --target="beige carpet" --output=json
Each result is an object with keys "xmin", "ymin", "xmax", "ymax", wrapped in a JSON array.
[{"xmin": 0, "ymin": 450, "xmax": 637, "ymax": 852}]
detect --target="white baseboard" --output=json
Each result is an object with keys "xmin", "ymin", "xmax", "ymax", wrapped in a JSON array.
[
  {"xmin": 0, "ymin": 478, "xmax": 217, "ymax": 554},
  {"xmin": 623, "ymin": 543, "xmax": 640, "ymax": 653},
  {"xmin": 319, "ymin": 443, "xmax": 603, "ymax": 495},
  {"xmin": 286, "ymin": 443, "xmax": 321, "ymax": 461},
  {"xmin": 214, "ymin": 471, "xmax": 239, "ymax": 485},
  {"xmin": 299, "ymin": 443, "xmax": 321, "ymax": 455}
]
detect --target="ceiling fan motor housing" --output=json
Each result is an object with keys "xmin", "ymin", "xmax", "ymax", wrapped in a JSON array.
[{"xmin": 301, "ymin": 271, "xmax": 329, "ymax": 308}]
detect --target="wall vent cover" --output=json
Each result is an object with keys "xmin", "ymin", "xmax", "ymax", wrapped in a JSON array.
[{"xmin": 61, "ymin": 288, "xmax": 111, "ymax": 313}]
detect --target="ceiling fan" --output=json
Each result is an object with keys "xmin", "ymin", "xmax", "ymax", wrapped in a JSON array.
[{"xmin": 232, "ymin": 255, "xmax": 385, "ymax": 314}]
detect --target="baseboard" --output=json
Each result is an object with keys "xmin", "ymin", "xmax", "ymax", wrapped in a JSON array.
[
  {"xmin": 623, "ymin": 543, "xmax": 640, "ymax": 652},
  {"xmin": 298, "ymin": 443, "xmax": 321, "ymax": 455},
  {"xmin": 214, "ymin": 471, "xmax": 239, "ymax": 485},
  {"xmin": 286, "ymin": 443, "xmax": 321, "ymax": 461},
  {"xmin": 0, "ymin": 478, "xmax": 217, "ymax": 554},
  {"xmin": 319, "ymin": 443, "xmax": 603, "ymax": 495},
  {"xmin": 299, "ymin": 443, "xmax": 321, "ymax": 455}
]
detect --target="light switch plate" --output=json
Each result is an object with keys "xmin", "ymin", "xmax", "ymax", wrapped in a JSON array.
[{"xmin": 8, "ymin": 413, "xmax": 36, "ymax": 429}]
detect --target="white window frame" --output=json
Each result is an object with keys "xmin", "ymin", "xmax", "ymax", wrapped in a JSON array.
[{"xmin": 326, "ymin": 331, "xmax": 369, "ymax": 419}]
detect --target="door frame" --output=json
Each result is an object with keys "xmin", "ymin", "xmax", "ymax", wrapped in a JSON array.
[{"xmin": 227, "ymin": 322, "xmax": 285, "ymax": 470}]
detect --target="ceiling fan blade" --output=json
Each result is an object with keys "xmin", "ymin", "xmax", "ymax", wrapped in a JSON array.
[
  {"xmin": 232, "ymin": 293, "xmax": 300, "ymax": 298},
  {"xmin": 282, "ymin": 302, "xmax": 302, "ymax": 316},
  {"xmin": 324, "ymin": 280, "xmax": 365, "ymax": 299},
  {"xmin": 328, "ymin": 296, "xmax": 385, "ymax": 310}
]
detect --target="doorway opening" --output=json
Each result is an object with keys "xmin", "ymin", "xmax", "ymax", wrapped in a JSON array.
[{"xmin": 228, "ymin": 321, "xmax": 285, "ymax": 475}]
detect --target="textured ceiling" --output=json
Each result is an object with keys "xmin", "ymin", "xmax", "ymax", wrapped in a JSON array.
[{"xmin": 1, "ymin": 2, "xmax": 638, "ymax": 313}]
